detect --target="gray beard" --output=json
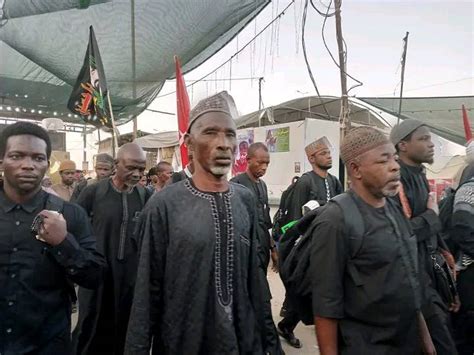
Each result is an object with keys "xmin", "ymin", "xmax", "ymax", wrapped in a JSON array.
[{"xmin": 210, "ymin": 165, "xmax": 231, "ymax": 177}]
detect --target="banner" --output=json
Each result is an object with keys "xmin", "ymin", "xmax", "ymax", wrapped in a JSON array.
[
  {"xmin": 68, "ymin": 26, "xmax": 111, "ymax": 127},
  {"xmin": 265, "ymin": 126, "xmax": 290, "ymax": 152},
  {"xmin": 175, "ymin": 56, "xmax": 190, "ymax": 168},
  {"xmin": 232, "ymin": 130, "xmax": 254, "ymax": 175}
]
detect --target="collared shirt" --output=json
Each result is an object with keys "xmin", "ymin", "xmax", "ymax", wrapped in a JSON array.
[
  {"xmin": 51, "ymin": 183, "xmax": 74, "ymax": 201},
  {"xmin": 0, "ymin": 187, "xmax": 105, "ymax": 355}
]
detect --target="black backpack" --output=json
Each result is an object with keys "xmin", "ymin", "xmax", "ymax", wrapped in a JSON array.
[
  {"xmin": 279, "ymin": 193, "xmax": 365, "ymax": 325},
  {"xmin": 272, "ymin": 173, "xmax": 317, "ymax": 242},
  {"xmin": 439, "ymin": 177, "xmax": 474, "ymax": 242}
]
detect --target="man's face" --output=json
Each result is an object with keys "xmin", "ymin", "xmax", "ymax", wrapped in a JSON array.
[
  {"xmin": 60, "ymin": 170, "xmax": 76, "ymax": 186},
  {"xmin": 310, "ymin": 147, "xmax": 333, "ymax": 170},
  {"xmin": 248, "ymin": 149, "xmax": 270, "ymax": 179},
  {"xmin": 1, "ymin": 135, "xmax": 49, "ymax": 194},
  {"xmin": 399, "ymin": 126, "xmax": 435, "ymax": 164},
  {"xmin": 115, "ymin": 154, "xmax": 146, "ymax": 187},
  {"xmin": 351, "ymin": 143, "xmax": 401, "ymax": 198},
  {"xmin": 158, "ymin": 165, "xmax": 174, "ymax": 185},
  {"xmin": 95, "ymin": 162, "xmax": 113, "ymax": 180},
  {"xmin": 186, "ymin": 112, "xmax": 237, "ymax": 178}
]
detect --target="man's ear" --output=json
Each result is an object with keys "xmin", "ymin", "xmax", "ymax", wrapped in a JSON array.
[
  {"xmin": 398, "ymin": 141, "xmax": 408, "ymax": 153},
  {"xmin": 349, "ymin": 161, "xmax": 362, "ymax": 180},
  {"xmin": 184, "ymin": 133, "xmax": 193, "ymax": 151}
]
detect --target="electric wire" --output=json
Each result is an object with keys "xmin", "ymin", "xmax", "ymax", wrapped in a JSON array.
[
  {"xmin": 155, "ymin": 1, "xmax": 295, "ymax": 99},
  {"xmin": 320, "ymin": 0, "xmax": 363, "ymax": 93},
  {"xmin": 301, "ymin": 0, "xmax": 332, "ymax": 120}
]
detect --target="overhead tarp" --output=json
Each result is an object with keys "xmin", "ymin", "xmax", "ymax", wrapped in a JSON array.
[
  {"xmin": 359, "ymin": 96, "xmax": 474, "ymax": 146},
  {"xmin": 134, "ymin": 130, "xmax": 178, "ymax": 149},
  {"xmin": 0, "ymin": 0, "xmax": 269, "ymax": 125},
  {"xmin": 235, "ymin": 96, "xmax": 389, "ymax": 129}
]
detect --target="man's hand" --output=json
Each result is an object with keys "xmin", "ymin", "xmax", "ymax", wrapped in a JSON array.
[
  {"xmin": 418, "ymin": 311, "xmax": 437, "ymax": 355},
  {"xmin": 449, "ymin": 295, "xmax": 461, "ymax": 313},
  {"xmin": 38, "ymin": 210, "xmax": 67, "ymax": 246},
  {"xmin": 271, "ymin": 249, "xmax": 279, "ymax": 273},
  {"xmin": 427, "ymin": 193, "xmax": 439, "ymax": 215}
]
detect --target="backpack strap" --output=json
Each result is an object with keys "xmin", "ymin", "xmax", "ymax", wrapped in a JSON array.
[
  {"xmin": 45, "ymin": 193, "xmax": 65, "ymax": 213},
  {"xmin": 331, "ymin": 193, "xmax": 365, "ymax": 258}
]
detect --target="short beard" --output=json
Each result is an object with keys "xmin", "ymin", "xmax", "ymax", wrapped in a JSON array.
[
  {"xmin": 210, "ymin": 165, "xmax": 231, "ymax": 177},
  {"xmin": 317, "ymin": 164, "xmax": 332, "ymax": 171},
  {"xmin": 382, "ymin": 187, "xmax": 399, "ymax": 198}
]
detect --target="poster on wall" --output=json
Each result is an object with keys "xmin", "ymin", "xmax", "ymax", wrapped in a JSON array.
[
  {"xmin": 428, "ymin": 178, "xmax": 453, "ymax": 203},
  {"xmin": 233, "ymin": 130, "xmax": 254, "ymax": 175},
  {"xmin": 265, "ymin": 126, "xmax": 290, "ymax": 152}
]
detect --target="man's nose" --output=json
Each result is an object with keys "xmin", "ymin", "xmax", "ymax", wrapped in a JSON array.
[{"xmin": 20, "ymin": 157, "xmax": 35, "ymax": 169}]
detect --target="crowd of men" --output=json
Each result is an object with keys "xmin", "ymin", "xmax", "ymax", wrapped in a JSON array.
[{"xmin": 0, "ymin": 90, "xmax": 473, "ymax": 355}]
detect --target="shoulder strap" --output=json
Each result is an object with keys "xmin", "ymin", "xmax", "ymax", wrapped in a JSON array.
[
  {"xmin": 331, "ymin": 193, "xmax": 365, "ymax": 258},
  {"xmin": 45, "ymin": 193, "xmax": 65, "ymax": 213}
]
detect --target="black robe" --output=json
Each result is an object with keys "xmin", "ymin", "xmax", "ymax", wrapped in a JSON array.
[
  {"xmin": 125, "ymin": 179, "xmax": 265, "ymax": 355},
  {"xmin": 288, "ymin": 170, "xmax": 343, "ymax": 221},
  {"xmin": 72, "ymin": 178, "xmax": 151, "ymax": 355},
  {"xmin": 397, "ymin": 161, "xmax": 457, "ymax": 354},
  {"xmin": 230, "ymin": 173, "xmax": 272, "ymax": 269},
  {"xmin": 230, "ymin": 173, "xmax": 284, "ymax": 355}
]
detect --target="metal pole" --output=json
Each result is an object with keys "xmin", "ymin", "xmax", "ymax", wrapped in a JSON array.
[
  {"xmin": 83, "ymin": 124, "xmax": 87, "ymax": 171},
  {"xmin": 397, "ymin": 32, "xmax": 409, "ymax": 125},
  {"xmin": 258, "ymin": 77, "xmax": 263, "ymax": 110},
  {"xmin": 107, "ymin": 92, "xmax": 119, "ymax": 157},
  {"xmin": 131, "ymin": 0, "xmax": 138, "ymax": 139}
]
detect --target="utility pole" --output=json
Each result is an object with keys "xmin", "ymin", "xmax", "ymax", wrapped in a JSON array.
[
  {"xmin": 334, "ymin": 0, "xmax": 349, "ymax": 137},
  {"xmin": 258, "ymin": 77, "xmax": 264, "ymax": 110},
  {"xmin": 334, "ymin": 0, "xmax": 349, "ymax": 189},
  {"xmin": 397, "ymin": 32, "xmax": 409, "ymax": 124},
  {"xmin": 131, "ymin": 0, "xmax": 138, "ymax": 140}
]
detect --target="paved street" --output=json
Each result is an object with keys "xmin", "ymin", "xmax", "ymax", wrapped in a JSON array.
[
  {"xmin": 72, "ymin": 270, "xmax": 319, "ymax": 354},
  {"xmin": 267, "ymin": 270, "xmax": 320, "ymax": 355}
]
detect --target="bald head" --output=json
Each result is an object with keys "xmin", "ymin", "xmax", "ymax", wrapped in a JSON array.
[
  {"xmin": 117, "ymin": 143, "xmax": 146, "ymax": 161},
  {"xmin": 115, "ymin": 143, "xmax": 146, "ymax": 187}
]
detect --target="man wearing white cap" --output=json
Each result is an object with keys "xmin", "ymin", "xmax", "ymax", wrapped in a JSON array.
[
  {"xmin": 286, "ymin": 137, "xmax": 343, "ymax": 222},
  {"xmin": 125, "ymin": 91, "xmax": 268, "ymax": 354}
]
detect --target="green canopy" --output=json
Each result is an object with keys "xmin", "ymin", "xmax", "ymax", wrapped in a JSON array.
[
  {"xmin": 359, "ymin": 96, "xmax": 474, "ymax": 145},
  {"xmin": 0, "ymin": 0, "xmax": 269, "ymax": 125}
]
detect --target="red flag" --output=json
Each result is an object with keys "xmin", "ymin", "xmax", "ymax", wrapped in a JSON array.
[
  {"xmin": 462, "ymin": 104, "xmax": 472, "ymax": 144},
  {"xmin": 175, "ymin": 56, "xmax": 190, "ymax": 168}
]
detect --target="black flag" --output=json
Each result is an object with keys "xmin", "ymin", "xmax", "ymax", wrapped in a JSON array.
[{"xmin": 68, "ymin": 26, "xmax": 111, "ymax": 127}]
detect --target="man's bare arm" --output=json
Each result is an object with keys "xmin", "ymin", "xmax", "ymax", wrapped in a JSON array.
[{"xmin": 315, "ymin": 316, "xmax": 338, "ymax": 355}]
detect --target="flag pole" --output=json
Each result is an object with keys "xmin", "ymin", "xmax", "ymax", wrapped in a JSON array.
[{"xmin": 107, "ymin": 92, "xmax": 119, "ymax": 157}]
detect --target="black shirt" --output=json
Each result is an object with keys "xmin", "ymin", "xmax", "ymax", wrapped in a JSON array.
[
  {"xmin": 288, "ymin": 171, "xmax": 343, "ymax": 221},
  {"xmin": 311, "ymin": 192, "xmax": 421, "ymax": 353},
  {"xmin": 0, "ymin": 188, "xmax": 105, "ymax": 355}
]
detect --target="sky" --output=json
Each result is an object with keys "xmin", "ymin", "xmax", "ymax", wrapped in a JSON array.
[{"xmin": 69, "ymin": 0, "xmax": 474, "ymax": 164}]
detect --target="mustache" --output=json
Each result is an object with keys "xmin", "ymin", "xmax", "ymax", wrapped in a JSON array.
[
  {"xmin": 215, "ymin": 154, "xmax": 233, "ymax": 159},
  {"xmin": 388, "ymin": 174, "xmax": 401, "ymax": 183}
]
